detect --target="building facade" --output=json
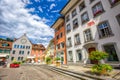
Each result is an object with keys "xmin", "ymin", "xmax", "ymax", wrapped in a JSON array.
[
  {"xmin": 31, "ymin": 44, "xmax": 45, "ymax": 63},
  {"xmin": 0, "ymin": 40, "xmax": 12, "ymax": 62},
  {"xmin": 60, "ymin": 0, "xmax": 120, "ymax": 64},
  {"xmin": 9, "ymin": 34, "xmax": 32, "ymax": 63},
  {"xmin": 45, "ymin": 39, "xmax": 54, "ymax": 58},
  {"xmin": 51, "ymin": 17, "xmax": 67, "ymax": 64}
]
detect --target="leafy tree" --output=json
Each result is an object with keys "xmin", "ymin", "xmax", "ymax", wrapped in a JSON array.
[{"xmin": 6, "ymin": 38, "xmax": 13, "ymax": 42}]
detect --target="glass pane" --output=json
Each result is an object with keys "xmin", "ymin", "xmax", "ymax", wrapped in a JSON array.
[{"xmin": 104, "ymin": 45, "xmax": 119, "ymax": 61}]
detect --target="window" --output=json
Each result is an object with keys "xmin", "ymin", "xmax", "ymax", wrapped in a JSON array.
[
  {"xmin": 76, "ymin": 50, "xmax": 82, "ymax": 61},
  {"xmin": 79, "ymin": 1, "xmax": 85, "ymax": 11},
  {"xmin": 84, "ymin": 29, "xmax": 93, "ymax": 42},
  {"xmin": 60, "ymin": 33, "xmax": 63, "ymax": 38},
  {"xmin": 92, "ymin": 2, "xmax": 104, "ymax": 17},
  {"xmin": 12, "ymin": 50, "xmax": 15, "ymax": 54},
  {"xmin": 18, "ymin": 57, "xmax": 21, "ymax": 61},
  {"xmin": 17, "ymin": 45, "xmax": 19, "ymax": 48},
  {"xmin": 90, "ymin": 0, "xmax": 95, "ymax": 3},
  {"xmin": 14, "ymin": 44, "xmax": 17, "ymax": 48},
  {"xmin": 56, "ymin": 44, "xmax": 60, "ymax": 49},
  {"xmin": 23, "ymin": 45, "xmax": 25, "ymax": 49},
  {"xmin": 27, "ymin": 51, "xmax": 30, "ymax": 55},
  {"xmin": 98, "ymin": 21, "xmax": 113, "ymax": 38},
  {"xmin": 11, "ymin": 57, "xmax": 14, "ymax": 61},
  {"xmin": 22, "ymin": 51, "xmax": 24, "ymax": 54},
  {"xmin": 19, "ymin": 51, "xmax": 21, "ymax": 54},
  {"xmin": 109, "ymin": 0, "xmax": 120, "ymax": 6},
  {"xmin": 28, "ymin": 46, "xmax": 30, "ymax": 49},
  {"xmin": 68, "ymin": 51, "xmax": 73, "ymax": 61},
  {"xmin": 66, "ymin": 24, "xmax": 71, "ymax": 33},
  {"xmin": 81, "ymin": 12, "xmax": 89, "ymax": 24},
  {"xmin": 116, "ymin": 14, "xmax": 120, "ymax": 26},
  {"xmin": 21, "ymin": 57, "xmax": 23, "ymax": 60},
  {"xmin": 72, "ymin": 9, "xmax": 77, "ymax": 17},
  {"xmin": 61, "ymin": 42, "xmax": 64, "ymax": 48},
  {"xmin": 74, "ymin": 34, "xmax": 80, "ymax": 45},
  {"xmin": 66, "ymin": 15, "xmax": 70, "ymax": 22},
  {"xmin": 56, "ymin": 35, "xmax": 59, "ymax": 40},
  {"xmin": 103, "ymin": 44, "xmax": 119, "ymax": 61},
  {"xmin": 73, "ymin": 18, "xmax": 78, "ymax": 29},
  {"xmin": 20, "ymin": 45, "xmax": 22, "ymax": 49},
  {"xmin": 67, "ymin": 37, "xmax": 72, "ymax": 47}
]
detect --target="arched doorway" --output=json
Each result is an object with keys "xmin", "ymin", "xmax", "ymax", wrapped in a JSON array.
[{"xmin": 88, "ymin": 47, "xmax": 98, "ymax": 64}]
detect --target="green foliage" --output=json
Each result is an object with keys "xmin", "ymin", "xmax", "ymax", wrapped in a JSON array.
[
  {"xmin": 54, "ymin": 57, "xmax": 60, "ymax": 61},
  {"xmin": 13, "ymin": 61, "xmax": 22, "ymax": 64},
  {"xmin": 6, "ymin": 38, "xmax": 13, "ymax": 42},
  {"xmin": 45, "ymin": 56, "xmax": 52, "ymax": 64},
  {"xmin": 92, "ymin": 64, "xmax": 113, "ymax": 75},
  {"xmin": 89, "ymin": 51, "xmax": 108, "ymax": 60}
]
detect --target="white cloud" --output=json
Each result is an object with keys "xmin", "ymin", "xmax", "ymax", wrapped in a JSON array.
[
  {"xmin": 0, "ymin": 0, "xmax": 54, "ymax": 47},
  {"xmin": 50, "ymin": 3, "xmax": 56, "ymax": 10},
  {"xmin": 51, "ymin": 10, "xmax": 59, "ymax": 13},
  {"xmin": 38, "ymin": 6, "xmax": 43, "ymax": 12}
]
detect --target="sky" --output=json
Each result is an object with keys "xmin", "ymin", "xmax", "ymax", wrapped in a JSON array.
[{"xmin": 0, "ymin": 0, "xmax": 68, "ymax": 47}]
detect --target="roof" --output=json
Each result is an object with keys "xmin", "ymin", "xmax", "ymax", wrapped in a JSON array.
[
  {"xmin": 32, "ymin": 44, "xmax": 45, "ymax": 50},
  {"xmin": 51, "ymin": 16, "xmax": 64, "ymax": 29},
  {"xmin": 60, "ymin": 0, "xmax": 80, "ymax": 15}
]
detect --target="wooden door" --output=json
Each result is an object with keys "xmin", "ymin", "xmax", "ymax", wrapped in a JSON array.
[{"xmin": 88, "ymin": 47, "xmax": 98, "ymax": 64}]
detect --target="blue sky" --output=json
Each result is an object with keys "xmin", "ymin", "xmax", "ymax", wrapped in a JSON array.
[{"xmin": 0, "ymin": 0, "xmax": 68, "ymax": 47}]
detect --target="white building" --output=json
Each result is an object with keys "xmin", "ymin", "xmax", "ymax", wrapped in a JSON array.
[
  {"xmin": 9, "ymin": 34, "xmax": 32, "ymax": 63},
  {"xmin": 60, "ymin": 0, "xmax": 120, "ymax": 65}
]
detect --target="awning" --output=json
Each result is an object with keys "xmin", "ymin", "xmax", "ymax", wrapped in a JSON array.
[
  {"xmin": 27, "ymin": 56, "xmax": 35, "ymax": 59},
  {"xmin": 0, "ymin": 54, "xmax": 9, "ymax": 57}
]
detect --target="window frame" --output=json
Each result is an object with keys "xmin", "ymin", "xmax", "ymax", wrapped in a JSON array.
[
  {"xmin": 92, "ymin": 2, "xmax": 104, "ymax": 17},
  {"xmin": 84, "ymin": 29, "xmax": 93, "ymax": 42},
  {"xmin": 72, "ymin": 9, "xmax": 77, "ymax": 18},
  {"xmin": 81, "ymin": 12, "xmax": 89, "ymax": 24},
  {"xmin": 97, "ymin": 21, "xmax": 113, "ymax": 39},
  {"xmin": 66, "ymin": 24, "xmax": 71, "ymax": 33},
  {"xmin": 73, "ymin": 18, "xmax": 78, "ymax": 29},
  {"xmin": 74, "ymin": 34, "xmax": 81, "ymax": 45},
  {"xmin": 116, "ymin": 14, "xmax": 120, "ymax": 26},
  {"xmin": 79, "ymin": 1, "xmax": 86, "ymax": 12}
]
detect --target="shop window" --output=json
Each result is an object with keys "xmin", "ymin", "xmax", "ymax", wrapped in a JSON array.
[{"xmin": 103, "ymin": 44, "xmax": 119, "ymax": 61}]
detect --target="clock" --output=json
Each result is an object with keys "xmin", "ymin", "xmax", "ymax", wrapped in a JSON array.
[{"xmin": 21, "ymin": 39, "xmax": 27, "ymax": 43}]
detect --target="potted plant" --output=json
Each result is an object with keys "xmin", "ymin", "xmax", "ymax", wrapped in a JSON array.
[
  {"xmin": 89, "ymin": 51, "xmax": 113, "ymax": 75},
  {"xmin": 45, "ymin": 56, "xmax": 52, "ymax": 65},
  {"xmin": 54, "ymin": 57, "xmax": 61, "ymax": 67}
]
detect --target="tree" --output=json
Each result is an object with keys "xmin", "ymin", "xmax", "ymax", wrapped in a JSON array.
[{"xmin": 6, "ymin": 38, "xmax": 13, "ymax": 42}]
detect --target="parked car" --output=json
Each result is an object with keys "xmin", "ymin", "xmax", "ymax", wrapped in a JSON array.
[{"xmin": 10, "ymin": 63, "xmax": 20, "ymax": 68}]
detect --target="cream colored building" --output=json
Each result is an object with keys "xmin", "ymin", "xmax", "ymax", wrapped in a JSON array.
[
  {"xmin": 60, "ymin": 0, "xmax": 120, "ymax": 65},
  {"xmin": 9, "ymin": 34, "xmax": 32, "ymax": 63}
]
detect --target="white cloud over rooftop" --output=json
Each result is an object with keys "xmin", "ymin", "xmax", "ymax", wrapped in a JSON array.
[{"xmin": 0, "ymin": 0, "xmax": 54, "ymax": 47}]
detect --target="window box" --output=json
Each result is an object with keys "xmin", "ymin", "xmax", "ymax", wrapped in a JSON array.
[{"xmin": 93, "ymin": 10, "xmax": 102, "ymax": 16}]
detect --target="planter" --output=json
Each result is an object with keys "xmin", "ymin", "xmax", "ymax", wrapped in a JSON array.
[{"xmin": 56, "ymin": 62, "xmax": 60, "ymax": 67}]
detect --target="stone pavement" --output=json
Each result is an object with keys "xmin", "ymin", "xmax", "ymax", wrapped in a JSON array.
[{"xmin": 50, "ymin": 64, "xmax": 120, "ymax": 80}]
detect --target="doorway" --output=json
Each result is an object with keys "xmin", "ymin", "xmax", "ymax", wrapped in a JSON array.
[{"xmin": 88, "ymin": 47, "xmax": 98, "ymax": 64}]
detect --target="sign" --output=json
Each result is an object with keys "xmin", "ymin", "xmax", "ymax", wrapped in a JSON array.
[{"xmin": 87, "ymin": 21, "xmax": 95, "ymax": 27}]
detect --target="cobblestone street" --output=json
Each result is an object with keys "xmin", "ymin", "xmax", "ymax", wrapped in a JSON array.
[{"xmin": 0, "ymin": 65, "xmax": 79, "ymax": 80}]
